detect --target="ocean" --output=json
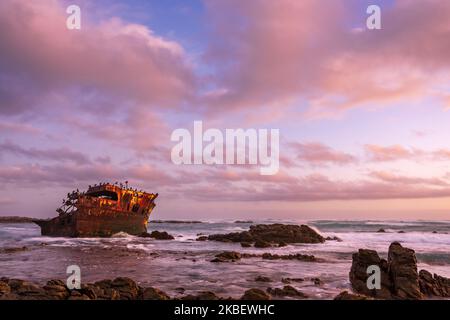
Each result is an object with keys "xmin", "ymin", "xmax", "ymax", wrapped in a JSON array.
[{"xmin": 0, "ymin": 220, "xmax": 449, "ymax": 299}]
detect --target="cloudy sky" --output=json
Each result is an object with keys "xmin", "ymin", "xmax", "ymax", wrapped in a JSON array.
[{"xmin": 1, "ymin": 0, "xmax": 450, "ymax": 220}]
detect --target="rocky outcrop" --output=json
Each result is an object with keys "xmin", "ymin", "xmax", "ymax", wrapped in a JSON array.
[
  {"xmin": 211, "ymin": 251, "xmax": 241, "ymax": 262},
  {"xmin": 267, "ymin": 285, "xmax": 308, "ymax": 299},
  {"xmin": 419, "ymin": 270, "xmax": 450, "ymax": 297},
  {"xmin": 261, "ymin": 253, "xmax": 319, "ymax": 262},
  {"xmin": 334, "ymin": 291, "xmax": 372, "ymax": 300},
  {"xmin": 0, "ymin": 277, "xmax": 169, "ymax": 300},
  {"xmin": 388, "ymin": 242, "xmax": 422, "ymax": 299},
  {"xmin": 208, "ymin": 224, "xmax": 325, "ymax": 245},
  {"xmin": 240, "ymin": 288, "xmax": 271, "ymax": 300},
  {"xmin": 349, "ymin": 242, "xmax": 449, "ymax": 300},
  {"xmin": 139, "ymin": 230, "xmax": 174, "ymax": 240}
]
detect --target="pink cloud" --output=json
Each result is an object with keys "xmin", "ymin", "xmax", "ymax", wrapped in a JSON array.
[{"xmin": 291, "ymin": 142, "xmax": 356, "ymax": 165}]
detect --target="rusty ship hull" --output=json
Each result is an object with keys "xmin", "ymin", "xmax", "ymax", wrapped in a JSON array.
[{"xmin": 34, "ymin": 183, "xmax": 158, "ymax": 237}]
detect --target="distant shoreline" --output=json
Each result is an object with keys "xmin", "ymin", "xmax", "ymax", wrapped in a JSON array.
[{"xmin": 0, "ymin": 216, "xmax": 42, "ymax": 223}]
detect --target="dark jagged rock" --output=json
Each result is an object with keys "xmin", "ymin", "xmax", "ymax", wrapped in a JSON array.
[
  {"xmin": 267, "ymin": 285, "xmax": 308, "ymax": 298},
  {"xmin": 110, "ymin": 277, "xmax": 140, "ymax": 300},
  {"xmin": 208, "ymin": 224, "xmax": 325, "ymax": 245},
  {"xmin": 325, "ymin": 236, "xmax": 343, "ymax": 242},
  {"xmin": 211, "ymin": 251, "xmax": 241, "ymax": 262},
  {"xmin": 419, "ymin": 270, "xmax": 450, "ymax": 297},
  {"xmin": 377, "ymin": 228, "xmax": 386, "ymax": 233},
  {"xmin": 138, "ymin": 232, "xmax": 152, "ymax": 238},
  {"xmin": 261, "ymin": 253, "xmax": 318, "ymax": 262},
  {"xmin": 350, "ymin": 242, "xmax": 428, "ymax": 300},
  {"xmin": 388, "ymin": 242, "xmax": 422, "ymax": 299},
  {"xmin": 1, "ymin": 246, "xmax": 29, "ymax": 254},
  {"xmin": 240, "ymin": 288, "xmax": 271, "ymax": 300},
  {"xmin": 254, "ymin": 240, "xmax": 271, "ymax": 248},
  {"xmin": 140, "ymin": 287, "xmax": 170, "ymax": 300},
  {"xmin": 148, "ymin": 231, "xmax": 175, "ymax": 240},
  {"xmin": 281, "ymin": 278, "xmax": 304, "ymax": 284},
  {"xmin": 196, "ymin": 236, "xmax": 208, "ymax": 241},
  {"xmin": 255, "ymin": 276, "xmax": 272, "ymax": 282},
  {"xmin": 181, "ymin": 291, "xmax": 221, "ymax": 300},
  {"xmin": 311, "ymin": 278, "xmax": 323, "ymax": 286},
  {"xmin": 277, "ymin": 241, "xmax": 287, "ymax": 247},
  {"xmin": 0, "ymin": 281, "xmax": 11, "ymax": 296},
  {"xmin": 240, "ymin": 242, "xmax": 252, "ymax": 248},
  {"xmin": 349, "ymin": 248, "xmax": 392, "ymax": 299},
  {"xmin": 334, "ymin": 291, "xmax": 372, "ymax": 300}
]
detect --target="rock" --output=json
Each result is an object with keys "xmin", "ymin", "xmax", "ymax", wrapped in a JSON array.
[
  {"xmin": 325, "ymin": 236, "xmax": 343, "ymax": 242},
  {"xmin": 234, "ymin": 220, "xmax": 253, "ymax": 224},
  {"xmin": 388, "ymin": 242, "xmax": 422, "ymax": 299},
  {"xmin": 261, "ymin": 253, "xmax": 318, "ymax": 262},
  {"xmin": 349, "ymin": 249, "xmax": 392, "ymax": 299},
  {"xmin": 281, "ymin": 278, "xmax": 304, "ymax": 284},
  {"xmin": 240, "ymin": 242, "xmax": 252, "ymax": 248},
  {"xmin": 149, "ymin": 231, "xmax": 175, "ymax": 240},
  {"xmin": 0, "ymin": 281, "xmax": 11, "ymax": 296},
  {"xmin": 254, "ymin": 240, "xmax": 271, "ymax": 248},
  {"xmin": 267, "ymin": 285, "xmax": 308, "ymax": 299},
  {"xmin": 377, "ymin": 228, "xmax": 386, "ymax": 233},
  {"xmin": 211, "ymin": 251, "xmax": 241, "ymax": 262},
  {"xmin": 138, "ymin": 232, "xmax": 152, "ymax": 238},
  {"xmin": 255, "ymin": 276, "xmax": 272, "ymax": 282},
  {"xmin": 1, "ymin": 246, "xmax": 29, "ymax": 254},
  {"xmin": 208, "ymin": 224, "xmax": 325, "ymax": 244},
  {"xmin": 240, "ymin": 288, "xmax": 271, "ymax": 300},
  {"xmin": 349, "ymin": 242, "xmax": 423, "ymax": 300},
  {"xmin": 111, "ymin": 277, "xmax": 140, "ymax": 300},
  {"xmin": 419, "ymin": 270, "xmax": 450, "ymax": 297},
  {"xmin": 311, "ymin": 278, "xmax": 322, "ymax": 286},
  {"xmin": 141, "ymin": 287, "xmax": 170, "ymax": 300},
  {"xmin": 43, "ymin": 283, "xmax": 69, "ymax": 300},
  {"xmin": 181, "ymin": 291, "xmax": 220, "ymax": 300},
  {"xmin": 196, "ymin": 236, "xmax": 208, "ymax": 241},
  {"xmin": 333, "ymin": 291, "xmax": 371, "ymax": 300},
  {"xmin": 93, "ymin": 279, "xmax": 120, "ymax": 300},
  {"xmin": 398, "ymin": 231, "xmax": 405, "ymax": 234},
  {"xmin": 278, "ymin": 241, "xmax": 287, "ymax": 247}
]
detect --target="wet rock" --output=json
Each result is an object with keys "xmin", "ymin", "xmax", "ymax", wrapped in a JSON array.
[
  {"xmin": 419, "ymin": 270, "xmax": 450, "ymax": 297},
  {"xmin": 208, "ymin": 224, "xmax": 325, "ymax": 244},
  {"xmin": 149, "ymin": 231, "xmax": 175, "ymax": 240},
  {"xmin": 334, "ymin": 291, "xmax": 372, "ymax": 300},
  {"xmin": 255, "ymin": 276, "xmax": 272, "ymax": 282},
  {"xmin": 0, "ymin": 281, "xmax": 11, "ymax": 296},
  {"xmin": 141, "ymin": 287, "xmax": 170, "ymax": 300},
  {"xmin": 1, "ymin": 246, "xmax": 29, "ymax": 254},
  {"xmin": 196, "ymin": 236, "xmax": 208, "ymax": 241},
  {"xmin": 240, "ymin": 288, "xmax": 271, "ymax": 300},
  {"xmin": 43, "ymin": 280, "xmax": 70, "ymax": 300},
  {"xmin": 138, "ymin": 232, "xmax": 152, "ymax": 238},
  {"xmin": 254, "ymin": 240, "xmax": 271, "ymax": 248},
  {"xmin": 325, "ymin": 236, "xmax": 343, "ymax": 242},
  {"xmin": 211, "ymin": 251, "xmax": 241, "ymax": 262},
  {"xmin": 261, "ymin": 253, "xmax": 318, "ymax": 262},
  {"xmin": 234, "ymin": 220, "xmax": 253, "ymax": 224},
  {"xmin": 311, "ymin": 278, "xmax": 323, "ymax": 286},
  {"xmin": 110, "ymin": 277, "xmax": 140, "ymax": 300},
  {"xmin": 92, "ymin": 280, "xmax": 120, "ymax": 300},
  {"xmin": 281, "ymin": 278, "xmax": 304, "ymax": 284},
  {"xmin": 377, "ymin": 228, "xmax": 386, "ymax": 233},
  {"xmin": 349, "ymin": 248, "xmax": 392, "ymax": 299},
  {"xmin": 398, "ymin": 231, "xmax": 405, "ymax": 234},
  {"xmin": 277, "ymin": 241, "xmax": 287, "ymax": 247},
  {"xmin": 181, "ymin": 291, "xmax": 220, "ymax": 300},
  {"xmin": 240, "ymin": 242, "xmax": 252, "ymax": 248},
  {"xmin": 267, "ymin": 285, "xmax": 308, "ymax": 299},
  {"xmin": 388, "ymin": 242, "xmax": 422, "ymax": 299}
]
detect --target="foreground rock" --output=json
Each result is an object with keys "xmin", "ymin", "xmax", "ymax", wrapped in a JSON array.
[
  {"xmin": 334, "ymin": 291, "xmax": 372, "ymax": 300},
  {"xmin": 267, "ymin": 286, "xmax": 308, "ymax": 299},
  {"xmin": 240, "ymin": 288, "xmax": 271, "ymax": 300},
  {"xmin": 208, "ymin": 224, "xmax": 325, "ymax": 245},
  {"xmin": 349, "ymin": 242, "xmax": 450, "ymax": 299}
]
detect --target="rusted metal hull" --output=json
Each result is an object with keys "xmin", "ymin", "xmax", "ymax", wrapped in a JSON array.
[{"xmin": 35, "ymin": 207, "xmax": 151, "ymax": 237}]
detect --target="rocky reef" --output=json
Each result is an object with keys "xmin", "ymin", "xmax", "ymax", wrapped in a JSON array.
[
  {"xmin": 337, "ymin": 241, "xmax": 450, "ymax": 300},
  {"xmin": 207, "ymin": 224, "xmax": 325, "ymax": 246}
]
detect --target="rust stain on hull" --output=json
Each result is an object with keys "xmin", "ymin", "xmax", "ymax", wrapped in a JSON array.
[{"xmin": 34, "ymin": 182, "xmax": 158, "ymax": 237}]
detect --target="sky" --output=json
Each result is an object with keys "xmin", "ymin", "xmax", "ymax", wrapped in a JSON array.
[{"xmin": 1, "ymin": 0, "xmax": 450, "ymax": 220}]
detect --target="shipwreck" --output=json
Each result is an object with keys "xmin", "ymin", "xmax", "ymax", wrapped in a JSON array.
[{"xmin": 34, "ymin": 182, "xmax": 158, "ymax": 237}]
